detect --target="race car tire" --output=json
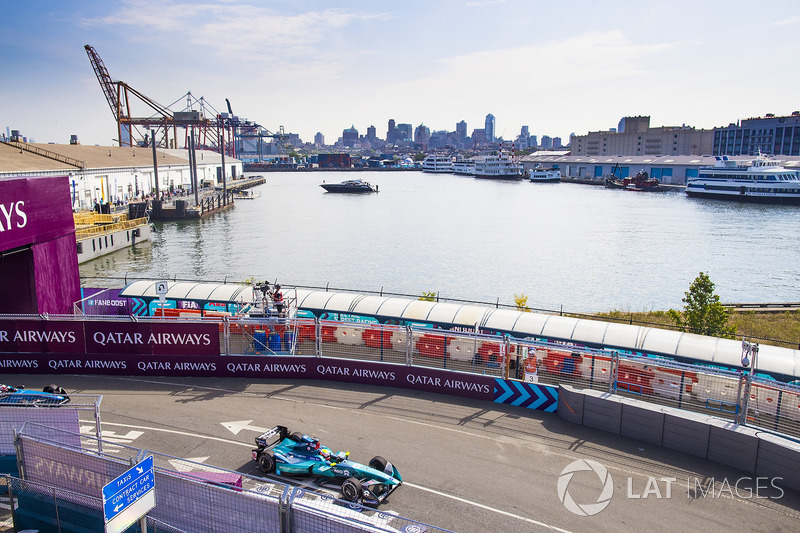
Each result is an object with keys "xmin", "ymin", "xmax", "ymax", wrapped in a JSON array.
[
  {"xmin": 43, "ymin": 384, "xmax": 63, "ymax": 394},
  {"xmin": 341, "ymin": 477, "xmax": 363, "ymax": 503},
  {"xmin": 288, "ymin": 432, "xmax": 304, "ymax": 442},
  {"xmin": 258, "ymin": 451, "xmax": 275, "ymax": 473},
  {"xmin": 369, "ymin": 456, "xmax": 388, "ymax": 472}
]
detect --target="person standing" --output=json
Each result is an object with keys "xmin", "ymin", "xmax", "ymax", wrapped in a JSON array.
[{"xmin": 272, "ymin": 284, "xmax": 285, "ymax": 315}]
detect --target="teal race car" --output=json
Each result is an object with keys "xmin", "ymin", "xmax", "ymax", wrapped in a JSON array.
[{"xmin": 252, "ymin": 425, "xmax": 402, "ymax": 506}]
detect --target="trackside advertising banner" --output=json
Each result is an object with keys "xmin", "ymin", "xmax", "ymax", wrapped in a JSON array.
[
  {"xmin": 0, "ymin": 320, "xmax": 220, "ymax": 356},
  {"xmin": 0, "ymin": 352, "xmax": 494, "ymax": 401}
]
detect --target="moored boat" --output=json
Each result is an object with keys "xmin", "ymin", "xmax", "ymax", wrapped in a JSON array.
[
  {"xmin": 686, "ymin": 155, "xmax": 800, "ymax": 204},
  {"xmin": 529, "ymin": 166, "xmax": 561, "ymax": 183},
  {"xmin": 421, "ymin": 155, "xmax": 454, "ymax": 173},
  {"xmin": 473, "ymin": 152, "xmax": 523, "ymax": 180},
  {"xmin": 452, "ymin": 157, "xmax": 475, "ymax": 176},
  {"xmin": 320, "ymin": 179, "xmax": 378, "ymax": 193},
  {"xmin": 75, "ymin": 211, "xmax": 152, "ymax": 264},
  {"xmin": 233, "ymin": 189, "xmax": 261, "ymax": 199},
  {"xmin": 605, "ymin": 170, "xmax": 659, "ymax": 191}
]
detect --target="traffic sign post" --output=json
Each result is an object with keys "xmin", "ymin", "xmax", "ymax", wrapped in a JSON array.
[
  {"xmin": 155, "ymin": 281, "xmax": 168, "ymax": 305},
  {"xmin": 102, "ymin": 455, "xmax": 156, "ymax": 533}
]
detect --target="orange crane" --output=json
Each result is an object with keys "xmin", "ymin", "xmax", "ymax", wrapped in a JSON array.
[{"xmin": 84, "ymin": 44, "xmax": 229, "ymax": 151}]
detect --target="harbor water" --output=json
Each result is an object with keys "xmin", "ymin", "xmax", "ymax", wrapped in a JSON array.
[{"xmin": 79, "ymin": 170, "xmax": 800, "ymax": 313}]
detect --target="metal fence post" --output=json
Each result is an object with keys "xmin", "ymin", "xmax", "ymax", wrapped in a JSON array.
[
  {"xmin": 737, "ymin": 371, "xmax": 751, "ymax": 425},
  {"xmin": 608, "ymin": 351, "xmax": 619, "ymax": 393},
  {"xmin": 315, "ymin": 317, "xmax": 321, "ymax": 357},
  {"xmin": 406, "ymin": 325, "xmax": 413, "ymax": 366},
  {"xmin": 223, "ymin": 316, "xmax": 231, "ymax": 356}
]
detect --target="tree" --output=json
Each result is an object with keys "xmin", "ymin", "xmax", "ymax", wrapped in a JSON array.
[
  {"xmin": 668, "ymin": 272, "xmax": 736, "ymax": 338},
  {"xmin": 514, "ymin": 293, "xmax": 531, "ymax": 312},
  {"xmin": 420, "ymin": 291, "xmax": 436, "ymax": 302}
]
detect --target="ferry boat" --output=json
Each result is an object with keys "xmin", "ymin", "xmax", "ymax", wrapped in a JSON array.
[
  {"xmin": 421, "ymin": 155, "xmax": 453, "ymax": 173},
  {"xmin": 686, "ymin": 155, "xmax": 800, "ymax": 204},
  {"xmin": 473, "ymin": 153, "xmax": 523, "ymax": 180},
  {"xmin": 452, "ymin": 157, "xmax": 475, "ymax": 176},
  {"xmin": 75, "ymin": 211, "xmax": 152, "ymax": 264},
  {"xmin": 528, "ymin": 166, "xmax": 561, "ymax": 183},
  {"xmin": 320, "ymin": 179, "xmax": 378, "ymax": 193}
]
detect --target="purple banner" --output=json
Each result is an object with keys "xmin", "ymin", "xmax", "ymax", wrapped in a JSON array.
[
  {"xmin": 0, "ymin": 320, "xmax": 85, "ymax": 354},
  {"xmin": 0, "ymin": 320, "xmax": 219, "ymax": 356},
  {"xmin": 84, "ymin": 322, "xmax": 220, "ymax": 356},
  {"xmin": 0, "ymin": 354, "xmax": 494, "ymax": 401},
  {"xmin": 80, "ymin": 288, "xmax": 131, "ymax": 316},
  {"xmin": 0, "ymin": 176, "xmax": 74, "ymax": 252}
]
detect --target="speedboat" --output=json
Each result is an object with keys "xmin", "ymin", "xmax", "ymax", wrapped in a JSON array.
[{"xmin": 320, "ymin": 179, "xmax": 378, "ymax": 193}]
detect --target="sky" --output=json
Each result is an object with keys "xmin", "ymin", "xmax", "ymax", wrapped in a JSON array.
[{"xmin": 2, "ymin": 0, "xmax": 800, "ymax": 147}]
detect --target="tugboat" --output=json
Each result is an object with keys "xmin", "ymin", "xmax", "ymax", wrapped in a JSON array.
[
  {"xmin": 605, "ymin": 169, "xmax": 659, "ymax": 191},
  {"xmin": 320, "ymin": 179, "xmax": 378, "ymax": 193}
]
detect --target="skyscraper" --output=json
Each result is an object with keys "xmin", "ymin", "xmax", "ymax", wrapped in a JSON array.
[
  {"xmin": 456, "ymin": 120, "xmax": 468, "ymax": 143},
  {"xmin": 387, "ymin": 119, "xmax": 397, "ymax": 143},
  {"xmin": 485, "ymin": 114, "xmax": 496, "ymax": 143},
  {"xmin": 314, "ymin": 132, "xmax": 324, "ymax": 146}
]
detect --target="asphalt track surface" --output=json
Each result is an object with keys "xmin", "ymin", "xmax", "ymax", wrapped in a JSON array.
[{"xmin": 9, "ymin": 374, "xmax": 800, "ymax": 533}]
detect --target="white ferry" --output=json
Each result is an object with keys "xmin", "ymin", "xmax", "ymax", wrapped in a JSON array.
[
  {"xmin": 452, "ymin": 157, "xmax": 475, "ymax": 176},
  {"xmin": 528, "ymin": 166, "xmax": 561, "ymax": 183},
  {"xmin": 421, "ymin": 155, "xmax": 453, "ymax": 173},
  {"xmin": 473, "ymin": 153, "xmax": 523, "ymax": 180},
  {"xmin": 686, "ymin": 155, "xmax": 800, "ymax": 204}
]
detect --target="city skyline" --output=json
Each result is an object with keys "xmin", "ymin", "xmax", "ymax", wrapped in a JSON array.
[{"xmin": 3, "ymin": 1, "xmax": 800, "ymax": 147}]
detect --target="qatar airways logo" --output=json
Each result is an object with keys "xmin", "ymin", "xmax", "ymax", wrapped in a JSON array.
[{"xmin": 0, "ymin": 201, "xmax": 27, "ymax": 232}]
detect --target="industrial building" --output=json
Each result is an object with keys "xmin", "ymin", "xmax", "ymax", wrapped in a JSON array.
[
  {"xmin": 569, "ymin": 116, "xmax": 714, "ymax": 157},
  {"xmin": 0, "ymin": 140, "xmax": 242, "ymax": 211},
  {"xmin": 521, "ymin": 152, "xmax": 800, "ymax": 185},
  {"xmin": 712, "ymin": 112, "xmax": 800, "ymax": 156}
]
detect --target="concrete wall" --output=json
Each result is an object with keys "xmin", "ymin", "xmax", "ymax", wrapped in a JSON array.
[{"xmin": 558, "ymin": 385, "xmax": 800, "ymax": 492}]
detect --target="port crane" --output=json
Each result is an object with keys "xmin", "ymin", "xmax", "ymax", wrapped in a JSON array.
[{"xmin": 84, "ymin": 44, "xmax": 287, "ymax": 160}]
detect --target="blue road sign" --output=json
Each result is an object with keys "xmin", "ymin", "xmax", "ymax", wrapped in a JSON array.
[{"xmin": 102, "ymin": 455, "xmax": 155, "ymax": 525}]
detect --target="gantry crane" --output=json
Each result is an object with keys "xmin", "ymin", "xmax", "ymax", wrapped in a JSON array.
[
  {"xmin": 84, "ymin": 44, "xmax": 231, "ymax": 152},
  {"xmin": 85, "ymin": 44, "xmax": 288, "ymax": 161}
]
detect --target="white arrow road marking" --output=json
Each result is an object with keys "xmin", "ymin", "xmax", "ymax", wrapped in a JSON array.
[
  {"xmin": 100, "ymin": 430, "xmax": 145, "ymax": 444},
  {"xmin": 221, "ymin": 420, "xmax": 269, "ymax": 435},
  {"xmin": 168, "ymin": 457, "xmax": 211, "ymax": 472}
]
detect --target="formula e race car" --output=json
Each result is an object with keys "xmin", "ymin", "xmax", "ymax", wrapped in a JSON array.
[
  {"xmin": 252, "ymin": 425, "xmax": 402, "ymax": 506},
  {"xmin": 0, "ymin": 384, "xmax": 70, "ymax": 406}
]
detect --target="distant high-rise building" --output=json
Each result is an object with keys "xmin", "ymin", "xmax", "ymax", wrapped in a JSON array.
[
  {"xmin": 367, "ymin": 125, "xmax": 376, "ymax": 142},
  {"xmin": 518, "ymin": 125, "xmax": 530, "ymax": 149},
  {"xmin": 485, "ymin": 114, "xmax": 496, "ymax": 143},
  {"xmin": 456, "ymin": 120, "xmax": 468, "ymax": 143},
  {"xmin": 342, "ymin": 125, "xmax": 359, "ymax": 148},
  {"xmin": 414, "ymin": 124, "xmax": 430, "ymax": 146},
  {"xmin": 398, "ymin": 123, "xmax": 413, "ymax": 142},
  {"xmin": 387, "ymin": 119, "xmax": 397, "ymax": 143},
  {"xmin": 472, "ymin": 129, "xmax": 487, "ymax": 146},
  {"xmin": 314, "ymin": 132, "xmax": 325, "ymax": 146},
  {"xmin": 540, "ymin": 135, "xmax": 553, "ymax": 150},
  {"xmin": 553, "ymin": 137, "xmax": 562, "ymax": 149},
  {"xmin": 530, "ymin": 135, "xmax": 538, "ymax": 148}
]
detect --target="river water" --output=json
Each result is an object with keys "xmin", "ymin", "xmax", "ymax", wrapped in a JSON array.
[{"xmin": 79, "ymin": 170, "xmax": 800, "ymax": 313}]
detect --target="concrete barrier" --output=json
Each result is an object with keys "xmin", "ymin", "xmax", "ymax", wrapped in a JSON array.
[
  {"xmin": 707, "ymin": 419, "xmax": 759, "ymax": 473},
  {"xmin": 558, "ymin": 385, "xmax": 800, "ymax": 486},
  {"xmin": 619, "ymin": 398, "xmax": 665, "ymax": 445},
  {"xmin": 755, "ymin": 432, "xmax": 800, "ymax": 492},
  {"xmin": 582, "ymin": 389, "xmax": 622, "ymax": 434},
  {"xmin": 661, "ymin": 408, "xmax": 711, "ymax": 458}
]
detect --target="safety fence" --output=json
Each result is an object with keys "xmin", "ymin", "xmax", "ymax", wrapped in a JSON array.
[
  {"xmin": 9, "ymin": 423, "xmax": 453, "ymax": 533},
  {"xmin": 210, "ymin": 317, "xmax": 800, "ymax": 439},
  {"xmin": 1, "ymin": 313, "xmax": 799, "ymax": 440}
]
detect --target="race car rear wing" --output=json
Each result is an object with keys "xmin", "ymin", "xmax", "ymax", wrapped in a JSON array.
[{"xmin": 255, "ymin": 425, "xmax": 289, "ymax": 448}]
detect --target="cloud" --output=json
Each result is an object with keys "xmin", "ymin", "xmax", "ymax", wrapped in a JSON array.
[
  {"xmin": 772, "ymin": 15, "xmax": 800, "ymax": 25},
  {"xmin": 466, "ymin": 0, "xmax": 506, "ymax": 6}
]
